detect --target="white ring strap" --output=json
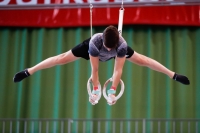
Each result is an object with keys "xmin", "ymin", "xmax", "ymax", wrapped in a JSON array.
[{"xmin": 118, "ymin": 8, "xmax": 124, "ymax": 36}]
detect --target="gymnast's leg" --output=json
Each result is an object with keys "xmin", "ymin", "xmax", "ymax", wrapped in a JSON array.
[
  {"xmin": 126, "ymin": 47, "xmax": 190, "ymax": 85},
  {"xmin": 13, "ymin": 38, "xmax": 91, "ymax": 83},
  {"xmin": 13, "ymin": 50, "xmax": 79, "ymax": 82}
]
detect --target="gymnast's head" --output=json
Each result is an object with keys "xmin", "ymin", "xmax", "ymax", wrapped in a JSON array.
[{"xmin": 103, "ymin": 25, "xmax": 119, "ymax": 49}]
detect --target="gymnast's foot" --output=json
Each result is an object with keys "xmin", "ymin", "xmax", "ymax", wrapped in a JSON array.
[
  {"xmin": 173, "ymin": 73, "xmax": 190, "ymax": 85},
  {"xmin": 13, "ymin": 69, "xmax": 30, "ymax": 83}
]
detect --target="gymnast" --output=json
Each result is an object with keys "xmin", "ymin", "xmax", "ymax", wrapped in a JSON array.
[{"xmin": 13, "ymin": 25, "xmax": 190, "ymax": 104}]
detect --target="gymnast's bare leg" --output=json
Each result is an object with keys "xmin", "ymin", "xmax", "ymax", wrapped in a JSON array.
[
  {"xmin": 13, "ymin": 50, "xmax": 79, "ymax": 82},
  {"xmin": 127, "ymin": 51, "xmax": 190, "ymax": 85}
]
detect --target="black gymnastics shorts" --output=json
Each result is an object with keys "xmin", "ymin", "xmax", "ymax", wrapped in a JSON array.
[{"xmin": 71, "ymin": 38, "xmax": 134, "ymax": 60}]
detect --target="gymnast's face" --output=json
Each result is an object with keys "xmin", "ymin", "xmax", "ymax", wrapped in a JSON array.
[
  {"xmin": 103, "ymin": 25, "xmax": 119, "ymax": 51},
  {"xmin": 103, "ymin": 43, "xmax": 112, "ymax": 51}
]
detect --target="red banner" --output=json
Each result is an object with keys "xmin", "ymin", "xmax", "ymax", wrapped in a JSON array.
[{"xmin": 0, "ymin": 4, "xmax": 199, "ymax": 27}]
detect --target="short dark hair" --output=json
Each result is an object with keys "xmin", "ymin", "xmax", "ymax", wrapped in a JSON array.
[{"xmin": 103, "ymin": 25, "xmax": 119, "ymax": 48}]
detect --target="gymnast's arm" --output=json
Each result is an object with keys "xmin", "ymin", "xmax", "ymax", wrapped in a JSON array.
[
  {"xmin": 89, "ymin": 55, "xmax": 100, "ymax": 87},
  {"xmin": 112, "ymin": 56, "xmax": 126, "ymax": 89}
]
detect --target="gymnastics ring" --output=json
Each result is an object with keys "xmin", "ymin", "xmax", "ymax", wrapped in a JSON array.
[
  {"xmin": 87, "ymin": 77, "xmax": 102, "ymax": 105},
  {"xmin": 103, "ymin": 78, "xmax": 125, "ymax": 105}
]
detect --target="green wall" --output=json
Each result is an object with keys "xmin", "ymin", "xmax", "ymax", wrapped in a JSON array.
[{"xmin": 0, "ymin": 26, "xmax": 199, "ymax": 122}]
